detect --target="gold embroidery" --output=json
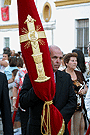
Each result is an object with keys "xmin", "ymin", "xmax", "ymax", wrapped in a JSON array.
[
  {"xmin": 20, "ymin": 31, "xmax": 46, "ymax": 44},
  {"xmin": 20, "ymin": 15, "xmax": 50, "ymax": 82},
  {"xmin": 20, "ymin": 34, "xmax": 29, "ymax": 43},
  {"xmin": 57, "ymin": 119, "xmax": 65, "ymax": 135},
  {"xmin": 4, "ymin": 0, "xmax": 11, "ymax": 5}
]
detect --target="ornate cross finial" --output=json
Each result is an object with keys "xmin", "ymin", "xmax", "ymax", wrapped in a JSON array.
[{"xmin": 24, "ymin": 15, "xmax": 36, "ymax": 24}]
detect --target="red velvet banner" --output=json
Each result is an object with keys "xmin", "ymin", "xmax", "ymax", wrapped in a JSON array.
[
  {"xmin": 68, "ymin": 119, "xmax": 71, "ymax": 135},
  {"xmin": 17, "ymin": 0, "xmax": 65, "ymax": 134},
  {"xmin": 1, "ymin": 6, "xmax": 9, "ymax": 21},
  {"xmin": 86, "ymin": 124, "xmax": 90, "ymax": 135}
]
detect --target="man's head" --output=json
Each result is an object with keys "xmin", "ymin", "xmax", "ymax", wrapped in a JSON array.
[{"xmin": 49, "ymin": 45, "xmax": 63, "ymax": 72}]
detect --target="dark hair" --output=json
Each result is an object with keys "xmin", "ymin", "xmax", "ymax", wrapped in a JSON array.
[
  {"xmin": 9, "ymin": 56, "xmax": 17, "ymax": 67},
  {"xmin": 17, "ymin": 57, "xmax": 23, "ymax": 68},
  {"xmin": 3, "ymin": 47, "xmax": 11, "ymax": 57},
  {"xmin": 72, "ymin": 49, "xmax": 86, "ymax": 73},
  {"xmin": 63, "ymin": 52, "xmax": 78, "ymax": 67},
  {"xmin": 18, "ymin": 51, "xmax": 22, "ymax": 56},
  {"xmin": 3, "ymin": 47, "xmax": 10, "ymax": 53},
  {"xmin": 3, "ymin": 51, "xmax": 11, "ymax": 57},
  {"xmin": 12, "ymin": 69, "xmax": 19, "ymax": 77},
  {"xmin": 14, "ymin": 53, "xmax": 20, "ymax": 57}
]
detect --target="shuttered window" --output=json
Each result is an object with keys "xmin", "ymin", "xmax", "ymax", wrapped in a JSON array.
[
  {"xmin": 76, "ymin": 19, "xmax": 89, "ymax": 56},
  {"xmin": 4, "ymin": 37, "xmax": 10, "ymax": 47}
]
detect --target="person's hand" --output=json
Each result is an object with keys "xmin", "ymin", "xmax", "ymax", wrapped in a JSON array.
[
  {"xmin": 78, "ymin": 88, "xmax": 87, "ymax": 95},
  {"xmin": 13, "ymin": 97, "xmax": 18, "ymax": 111},
  {"xmin": 89, "ymin": 118, "xmax": 90, "ymax": 123}
]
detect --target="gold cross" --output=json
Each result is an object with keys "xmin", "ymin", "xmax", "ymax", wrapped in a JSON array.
[
  {"xmin": 20, "ymin": 15, "xmax": 46, "ymax": 46},
  {"xmin": 20, "ymin": 15, "xmax": 50, "ymax": 82}
]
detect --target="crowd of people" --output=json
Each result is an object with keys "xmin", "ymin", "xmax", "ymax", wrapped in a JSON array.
[
  {"xmin": 0, "ymin": 45, "xmax": 90, "ymax": 135},
  {"xmin": 0, "ymin": 47, "xmax": 28, "ymax": 134}
]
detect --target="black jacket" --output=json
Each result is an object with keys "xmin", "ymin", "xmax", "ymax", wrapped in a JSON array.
[
  {"xmin": 19, "ymin": 70, "xmax": 77, "ymax": 135},
  {"xmin": 0, "ymin": 72, "xmax": 13, "ymax": 135}
]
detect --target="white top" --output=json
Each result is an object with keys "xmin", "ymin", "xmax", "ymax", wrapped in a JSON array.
[{"xmin": 0, "ymin": 60, "xmax": 9, "ymax": 73}]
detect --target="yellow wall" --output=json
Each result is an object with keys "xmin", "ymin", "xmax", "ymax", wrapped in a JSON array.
[
  {"xmin": 0, "ymin": 24, "xmax": 18, "ymax": 29},
  {"xmin": 54, "ymin": 0, "xmax": 90, "ymax": 7}
]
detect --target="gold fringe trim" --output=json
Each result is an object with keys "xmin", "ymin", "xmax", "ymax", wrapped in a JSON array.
[
  {"xmin": 57, "ymin": 119, "xmax": 65, "ymax": 135},
  {"xmin": 41, "ymin": 100, "xmax": 53, "ymax": 135},
  {"xmin": 4, "ymin": 0, "xmax": 11, "ymax": 5}
]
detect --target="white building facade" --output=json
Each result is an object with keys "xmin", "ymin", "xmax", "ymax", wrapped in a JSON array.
[
  {"xmin": 54, "ymin": 1, "xmax": 90, "ymax": 55},
  {"xmin": 0, "ymin": 0, "xmax": 90, "ymax": 56},
  {"xmin": 0, "ymin": 0, "xmax": 19, "ymax": 54}
]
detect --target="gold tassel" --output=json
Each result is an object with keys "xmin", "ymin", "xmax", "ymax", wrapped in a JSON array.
[
  {"xmin": 41, "ymin": 100, "xmax": 53, "ymax": 135},
  {"xmin": 41, "ymin": 100, "xmax": 65, "ymax": 135},
  {"xmin": 4, "ymin": 0, "xmax": 11, "ymax": 5}
]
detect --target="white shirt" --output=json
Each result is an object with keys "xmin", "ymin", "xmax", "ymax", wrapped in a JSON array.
[{"xmin": 0, "ymin": 60, "xmax": 9, "ymax": 73}]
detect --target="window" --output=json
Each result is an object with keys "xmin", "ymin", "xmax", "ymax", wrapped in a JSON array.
[
  {"xmin": 4, "ymin": 37, "xmax": 10, "ymax": 47},
  {"xmin": 43, "ymin": 2, "xmax": 52, "ymax": 22},
  {"xmin": 76, "ymin": 19, "xmax": 89, "ymax": 56}
]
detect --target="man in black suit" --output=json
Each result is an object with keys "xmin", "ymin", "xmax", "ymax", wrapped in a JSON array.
[
  {"xmin": 19, "ymin": 45, "xmax": 77, "ymax": 135},
  {"xmin": 0, "ymin": 72, "xmax": 13, "ymax": 135}
]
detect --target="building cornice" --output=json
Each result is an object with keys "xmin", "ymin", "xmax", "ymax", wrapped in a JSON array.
[
  {"xmin": 0, "ymin": 24, "xmax": 18, "ymax": 29},
  {"xmin": 54, "ymin": 0, "xmax": 90, "ymax": 7}
]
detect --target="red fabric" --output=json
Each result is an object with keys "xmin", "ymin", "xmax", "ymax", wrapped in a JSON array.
[
  {"xmin": 17, "ymin": 0, "xmax": 64, "ymax": 134},
  {"xmin": 86, "ymin": 124, "xmax": 90, "ymax": 135},
  {"xmin": 12, "ymin": 69, "xmax": 27, "ymax": 125},
  {"xmin": 68, "ymin": 119, "xmax": 71, "ymax": 135},
  {"xmin": 1, "ymin": 6, "xmax": 9, "ymax": 21},
  {"xmin": 12, "ymin": 88, "xmax": 21, "ymax": 125}
]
